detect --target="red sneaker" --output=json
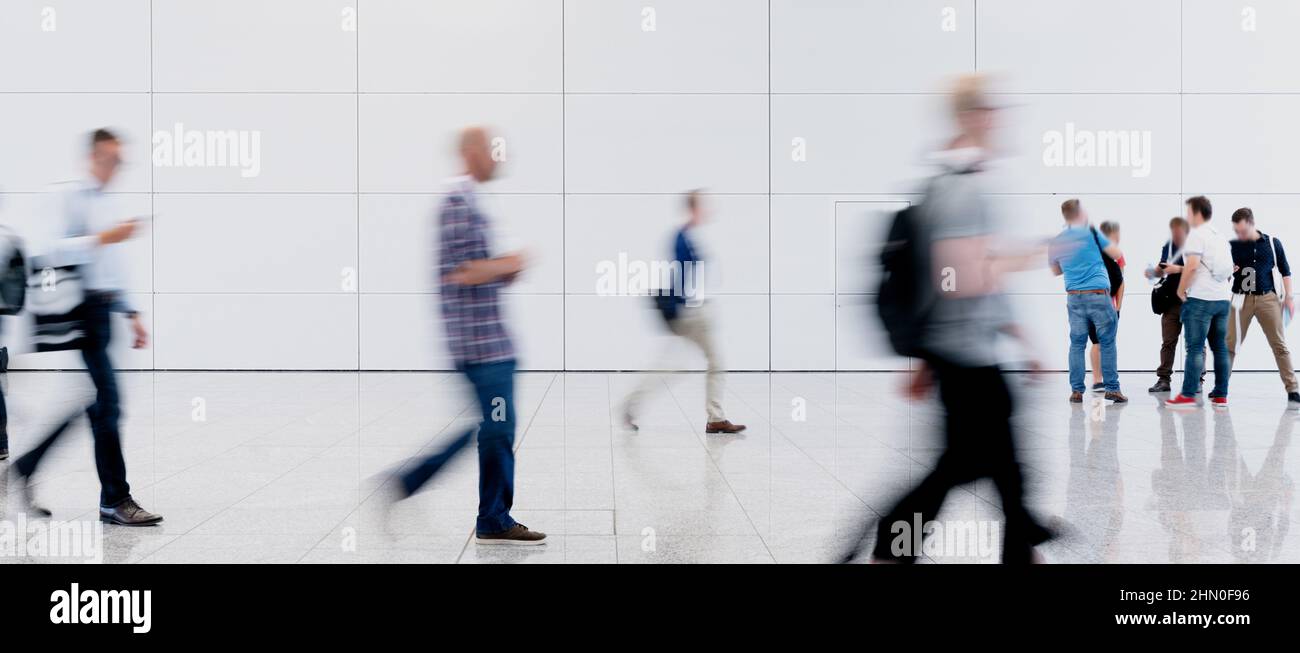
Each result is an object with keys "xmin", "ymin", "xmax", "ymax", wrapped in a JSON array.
[
  {"xmin": 1210, "ymin": 396, "xmax": 1228, "ymax": 408},
  {"xmin": 1165, "ymin": 394, "xmax": 1198, "ymax": 409}
]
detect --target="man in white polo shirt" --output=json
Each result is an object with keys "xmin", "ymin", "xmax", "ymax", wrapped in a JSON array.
[{"xmin": 1167, "ymin": 196, "xmax": 1235, "ymax": 408}]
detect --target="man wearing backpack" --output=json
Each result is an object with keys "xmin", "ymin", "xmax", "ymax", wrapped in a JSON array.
[
  {"xmin": 1049, "ymin": 199, "xmax": 1127, "ymax": 404},
  {"xmin": 1227, "ymin": 207, "xmax": 1299, "ymax": 408},
  {"xmin": 1167, "ymin": 196, "xmax": 1235, "ymax": 409},
  {"xmin": 856, "ymin": 74, "xmax": 1053, "ymax": 564}
]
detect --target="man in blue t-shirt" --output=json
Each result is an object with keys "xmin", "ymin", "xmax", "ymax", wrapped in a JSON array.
[{"xmin": 1049, "ymin": 199, "xmax": 1127, "ymax": 403}]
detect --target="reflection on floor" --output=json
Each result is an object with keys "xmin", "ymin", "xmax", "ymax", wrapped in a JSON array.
[{"xmin": 0, "ymin": 370, "xmax": 1294, "ymax": 564}]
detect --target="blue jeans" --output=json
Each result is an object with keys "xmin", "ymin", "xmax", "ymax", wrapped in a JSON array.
[
  {"xmin": 401, "ymin": 359, "xmax": 518, "ymax": 535},
  {"xmin": 1180, "ymin": 298, "xmax": 1231, "ymax": 398},
  {"xmin": 1067, "ymin": 293, "xmax": 1119, "ymax": 392}
]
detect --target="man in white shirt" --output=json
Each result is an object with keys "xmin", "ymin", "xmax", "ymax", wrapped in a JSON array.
[
  {"xmin": 12, "ymin": 129, "xmax": 161, "ymax": 526},
  {"xmin": 1167, "ymin": 196, "xmax": 1234, "ymax": 409}
]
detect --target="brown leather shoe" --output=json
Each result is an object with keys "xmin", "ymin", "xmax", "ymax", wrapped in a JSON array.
[
  {"xmin": 706, "ymin": 420, "xmax": 746, "ymax": 434},
  {"xmin": 1069, "ymin": 392, "xmax": 1083, "ymax": 403},
  {"xmin": 1104, "ymin": 391, "xmax": 1128, "ymax": 404},
  {"xmin": 99, "ymin": 497, "xmax": 163, "ymax": 526},
  {"xmin": 475, "ymin": 523, "xmax": 548, "ymax": 546}
]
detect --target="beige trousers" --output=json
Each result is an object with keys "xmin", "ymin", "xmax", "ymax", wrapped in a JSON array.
[
  {"xmin": 1228, "ymin": 292, "xmax": 1298, "ymax": 393},
  {"xmin": 625, "ymin": 304, "xmax": 726, "ymax": 422}
]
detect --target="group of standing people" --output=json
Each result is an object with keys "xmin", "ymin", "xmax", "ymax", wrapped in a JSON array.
[{"xmin": 1051, "ymin": 194, "xmax": 1300, "ymax": 410}]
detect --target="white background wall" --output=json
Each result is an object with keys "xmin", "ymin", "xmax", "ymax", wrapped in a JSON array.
[{"xmin": 1, "ymin": 0, "xmax": 1298, "ymax": 372}]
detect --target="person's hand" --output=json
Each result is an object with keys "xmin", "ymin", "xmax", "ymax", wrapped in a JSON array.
[
  {"xmin": 443, "ymin": 266, "xmax": 473, "ymax": 286},
  {"xmin": 98, "ymin": 220, "xmax": 138, "ymax": 245},
  {"xmin": 130, "ymin": 314, "xmax": 149, "ymax": 349},
  {"xmin": 1177, "ymin": 287, "xmax": 1188, "ymax": 302},
  {"xmin": 1285, "ymin": 296, "xmax": 1295, "ymax": 316},
  {"xmin": 903, "ymin": 365, "xmax": 934, "ymax": 401}
]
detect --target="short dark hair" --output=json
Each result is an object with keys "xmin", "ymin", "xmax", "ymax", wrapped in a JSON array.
[
  {"xmin": 1060, "ymin": 198, "xmax": 1081, "ymax": 219},
  {"xmin": 1169, "ymin": 216, "xmax": 1189, "ymax": 232},
  {"xmin": 90, "ymin": 128, "xmax": 119, "ymax": 149},
  {"xmin": 1186, "ymin": 195, "xmax": 1212, "ymax": 221},
  {"xmin": 1099, "ymin": 221, "xmax": 1119, "ymax": 237},
  {"xmin": 1231, "ymin": 207, "xmax": 1255, "ymax": 224}
]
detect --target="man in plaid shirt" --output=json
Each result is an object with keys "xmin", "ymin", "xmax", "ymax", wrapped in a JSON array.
[{"xmin": 391, "ymin": 127, "xmax": 546, "ymax": 546}]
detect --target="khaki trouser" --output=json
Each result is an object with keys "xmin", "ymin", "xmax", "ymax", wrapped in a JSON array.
[
  {"xmin": 625, "ymin": 304, "xmax": 726, "ymax": 422},
  {"xmin": 1228, "ymin": 292, "xmax": 1298, "ymax": 393}
]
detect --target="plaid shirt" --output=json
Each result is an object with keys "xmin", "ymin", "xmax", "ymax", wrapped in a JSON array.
[{"xmin": 438, "ymin": 185, "xmax": 514, "ymax": 365}]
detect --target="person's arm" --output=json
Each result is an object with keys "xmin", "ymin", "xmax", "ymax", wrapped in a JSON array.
[
  {"xmin": 439, "ymin": 200, "xmax": 525, "ymax": 287},
  {"xmin": 1177, "ymin": 254, "xmax": 1201, "ymax": 301},
  {"xmin": 39, "ymin": 187, "xmax": 137, "ymax": 269},
  {"xmin": 445, "ymin": 253, "xmax": 525, "ymax": 286},
  {"xmin": 1114, "ymin": 280, "xmax": 1125, "ymax": 311},
  {"xmin": 1277, "ymin": 237, "xmax": 1293, "ymax": 312}
]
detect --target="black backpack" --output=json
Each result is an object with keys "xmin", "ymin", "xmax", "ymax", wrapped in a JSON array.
[
  {"xmin": 877, "ymin": 202, "xmax": 933, "ymax": 357},
  {"xmin": 1090, "ymin": 227, "xmax": 1123, "ymax": 297},
  {"xmin": 0, "ymin": 227, "xmax": 25, "ymax": 316}
]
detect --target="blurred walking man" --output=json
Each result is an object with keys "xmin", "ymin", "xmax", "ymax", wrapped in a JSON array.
[
  {"xmin": 1227, "ymin": 207, "xmax": 1300, "ymax": 407},
  {"xmin": 1167, "ymin": 196, "xmax": 1235, "ymax": 409},
  {"xmin": 622, "ymin": 191, "xmax": 745, "ymax": 435},
  {"xmin": 388, "ymin": 126, "xmax": 545, "ymax": 545},
  {"xmin": 851, "ymin": 75, "xmax": 1052, "ymax": 564},
  {"xmin": 12, "ymin": 129, "xmax": 160, "ymax": 525}
]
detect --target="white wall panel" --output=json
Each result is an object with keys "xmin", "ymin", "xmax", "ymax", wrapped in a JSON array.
[
  {"xmin": 1183, "ymin": 95, "xmax": 1300, "ymax": 194},
  {"xmin": 771, "ymin": 95, "xmax": 946, "ymax": 195},
  {"xmin": 564, "ymin": 0, "xmax": 767, "ymax": 93},
  {"xmin": 992, "ymin": 95, "xmax": 1182, "ymax": 194},
  {"xmin": 1183, "ymin": 0, "xmax": 1300, "ymax": 93},
  {"xmin": 153, "ymin": 0, "xmax": 355, "ymax": 92},
  {"xmin": 771, "ymin": 0, "xmax": 973, "ymax": 93},
  {"xmin": 0, "ymin": 0, "xmax": 151, "ymax": 92},
  {"xmin": 153, "ymin": 195, "xmax": 356, "ymax": 293},
  {"xmin": 0, "ymin": 94, "xmax": 150, "ymax": 193},
  {"xmin": 154, "ymin": 294, "xmax": 358, "ymax": 369},
  {"xmin": 771, "ymin": 294, "xmax": 834, "ymax": 371},
  {"xmin": 564, "ymin": 95, "xmax": 768, "ymax": 194},
  {"xmin": 362, "ymin": 0, "xmax": 562, "ymax": 93},
  {"xmin": 152, "ymin": 94, "xmax": 357, "ymax": 193},
  {"xmin": 977, "ymin": 0, "xmax": 1181, "ymax": 93},
  {"xmin": 359, "ymin": 94, "xmax": 563, "ymax": 194}
]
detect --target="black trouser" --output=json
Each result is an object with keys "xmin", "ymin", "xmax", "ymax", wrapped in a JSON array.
[
  {"xmin": 15, "ymin": 294, "xmax": 131, "ymax": 507},
  {"xmin": 871, "ymin": 359, "xmax": 1048, "ymax": 563},
  {"xmin": 0, "ymin": 342, "xmax": 8, "ymax": 451}
]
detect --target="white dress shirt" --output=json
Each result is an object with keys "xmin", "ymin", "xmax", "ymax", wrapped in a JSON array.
[{"xmin": 41, "ymin": 178, "xmax": 136, "ymax": 313}]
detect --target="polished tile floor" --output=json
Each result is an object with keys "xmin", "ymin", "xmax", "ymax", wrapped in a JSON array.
[{"xmin": 0, "ymin": 369, "xmax": 1296, "ymax": 564}]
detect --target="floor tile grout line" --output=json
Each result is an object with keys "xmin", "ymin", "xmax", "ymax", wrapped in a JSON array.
[
  {"xmin": 297, "ymin": 377, "xmax": 477, "ymax": 564},
  {"xmin": 130, "ymin": 374, "xmax": 461, "ymax": 561},
  {"xmin": 661, "ymin": 376, "xmax": 777, "ymax": 563}
]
